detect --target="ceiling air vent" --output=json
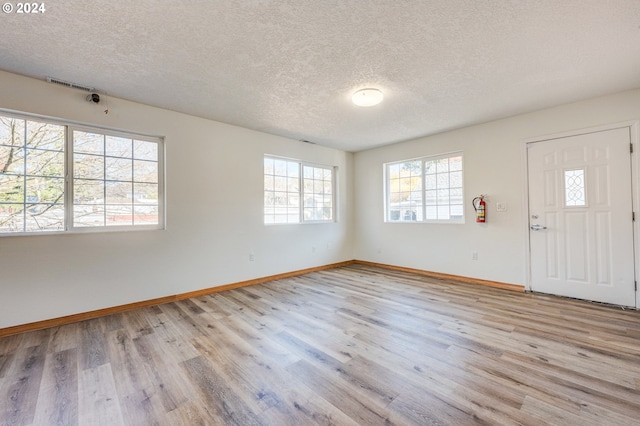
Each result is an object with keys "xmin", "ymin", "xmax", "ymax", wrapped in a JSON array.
[{"xmin": 46, "ymin": 76, "xmax": 95, "ymax": 92}]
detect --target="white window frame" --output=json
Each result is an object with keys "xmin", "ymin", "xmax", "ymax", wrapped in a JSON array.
[
  {"xmin": 384, "ymin": 152, "xmax": 464, "ymax": 224},
  {"xmin": 264, "ymin": 155, "xmax": 336, "ymax": 225},
  {"xmin": 0, "ymin": 109, "xmax": 164, "ymax": 236}
]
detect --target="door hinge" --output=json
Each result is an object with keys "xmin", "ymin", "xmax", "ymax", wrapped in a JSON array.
[
  {"xmin": 631, "ymin": 143, "xmax": 634, "ymax": 154},
  {"xmin": 636, "ymin": 281, "xmax": 638, "ymax": 292},
  {"xmin": 633, "ymin": 212, "xmax": 636, "ymax": 222}
]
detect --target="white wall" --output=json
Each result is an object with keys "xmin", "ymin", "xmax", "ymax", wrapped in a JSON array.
[
  {"xmin": 354, "ymin": 89, "xmax": 640, "ymax": 286},
  {"xmin": 0, "ymin": 71, "xmax": 354, "ymax": 328}
]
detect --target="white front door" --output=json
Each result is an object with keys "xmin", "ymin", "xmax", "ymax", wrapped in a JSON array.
[{"xmin": 527, "ymin": 127, "xmax": 636, "ymax": 307}]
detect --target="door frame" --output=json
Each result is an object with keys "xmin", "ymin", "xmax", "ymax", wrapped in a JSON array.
[{"xmin": 522, "ymin": 120, "xmax": 640, "ymax": 308}]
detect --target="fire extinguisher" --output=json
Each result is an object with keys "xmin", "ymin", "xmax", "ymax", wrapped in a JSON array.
[{"xmin": 472, "ymin": 195, "xmax": 486, "ymax": 223}]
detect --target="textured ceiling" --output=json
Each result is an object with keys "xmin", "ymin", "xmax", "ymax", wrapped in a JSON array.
[{"xmin": 1, "ymin": 1, "xmax": 640, "ymax": 152}]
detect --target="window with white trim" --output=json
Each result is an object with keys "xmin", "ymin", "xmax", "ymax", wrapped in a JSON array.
[
  {"xmin": 264, "ymin": 156, "xmax": 335, "ymax": 224},
  {"xmin": 385, "ymin": 153, "xmax": 464, "ymax": 223},
  {"xmin": 0, "ymin": 111, "xmax": 163, "ymax": 234}
]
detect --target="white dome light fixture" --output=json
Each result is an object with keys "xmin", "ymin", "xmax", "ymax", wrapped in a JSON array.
[{"xmin": 352, "ymin": 88, "xmax": 384, "ymax": 107}]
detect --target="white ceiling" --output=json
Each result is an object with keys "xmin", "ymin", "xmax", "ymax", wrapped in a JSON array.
[{"xmin": 1, "ymin": 1, "xmax": 640, "ymax": 152}]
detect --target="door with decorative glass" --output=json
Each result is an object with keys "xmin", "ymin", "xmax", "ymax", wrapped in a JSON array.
[{"xmin": 527, "ymin": 127, "xmax": 636, "ymax": 307}]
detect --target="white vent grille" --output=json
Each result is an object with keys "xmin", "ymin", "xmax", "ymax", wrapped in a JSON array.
[{"xmin": 46, "ymin": 77, "xmax": 95, "ymax": 92}]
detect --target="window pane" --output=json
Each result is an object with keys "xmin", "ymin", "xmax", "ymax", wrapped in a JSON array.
[
  {"xmin": 273, "ymin": 191, "xmax": 288, "ymax": 206},
  {"xmin": 106, "ymin": 157, "xmax": 132, "ymax": 181},
  {"xmin": 26, "ymin": 121, "xmax": 64, "ymax": 151},
  {"xmin": 0, "ymin": 145, "xmax": 25, "ymax": 174},
  {"xmin": 106, "ymin": 205, "xmax": 133, "ymax": 226},
  {"xmin": 264, "ymin": 157, "xmax": 274, "ymax": 175},
  {"xmin": 133, "ymin": 160, "xmax": 158, "ymax": 183},
  {"xmin": 106, "ymin": 181, "xmax": 132, "ymax": 204},
  {"xmin": 134, "ymin": 183, "xmax": 158, "ymax": 204},
  {"xmin": 436, "ymin": 173, "xmax": 449, "ymax": 188},
  {"xmin": 74, "ymin": 205, "xmax": 105, "ymax": 227},
  {"xmin": 386, "ymin": 153, "xmax": 463, "ymax": 223},
  {"xmin": 74, "ymin": 179, "xmax": 104, "ymax": 204},
  {"xmin": 134, "ymin": 205, "xmax": 158, "ymax": 225},
  {"xmin": 287, "ymin": 177, "xmax": 299, "ymax": 192},
  {"xmin": 449, "ymin": 156, "xmax": 463, "ymax": 171},
  {"xmin": 106, "ymin": 136, "xmax": 132, "ymax": 158},
  {"xmin": 0, "ymin": 174, "xmax": 24, "ymax": 202},
  {"xmin": 387, "ymin": 177, "xmax": 399, "ymax": 194},
  {"xmin": 436, "ymin": 158, "xmax": 449, "ymax": 173},
  {"xmin": 265, "ymin": 157, "xmax": 333, "ymax": 224},
  {"xmin": 437, "ymin": 205, "xmax": 450, "ymax": 219},
  {"xmin": 302, "ymin": 165, "xmax": 333, "ymax": 222},
  {"xmin": 437, "ymin": 188, "xmax": 449, "ymax": 201},
  {"xmin": 450, "ymin": 188, "xmax": 463, "ymax": 204},
  {"xmin": 26, "ymin": 177, "xmax": 64, "ymax": 204},
  {"xmin": 387, "ymin": 160, "xmax": 421, "ymax": 222},
  {"xmin": 0, "ymin": 117, "xmax": 25, "ymax": 147},
  {"xmin": 264, "ymin": 191, "xmax": 275, "ymax": 206},
  {"xmin": 323, "ymin": 207, "xmax": 332, "ymax": 221},
  {"xmin": 25, "ymin": 204, "xmax": 64, "ymax": 232},
  {"xmin": 451, "ymin": 204, "xmax": 464, "ymax": 218},
  {"xmin": 565, "ymin": 169, "xmax": 586, "ymax": 207},
  {"xmin": 264, "ymin": 175, "xmax": 274, "ymax": 191},
  {"xmin": 0, "ymin": 113, "xmax": 162, "ymax": 234},
  {"xmin": 426, "ymin": 206, "xmax": 437, "ymax": 220},
  {"xmin": 25, "ymin": 149, "xmax": 64, "ymax": 177},
  {"xmin": 74, "ymin": 154, "xmax": 104, "ymax": 179},
  {"xmin": 288, "ymin": 194, "xmax": 299, "ymax": 207},
  {"xmin": 133, "ymin": 140, "xmax": 157, "ymax": 161},
  {"xmin": 275, "ymin": 176, "xmax": 286, "ymax": 191},
  {"xmin": 274, "ymin": 159, "xmax": 287, "ymax": 176},
  {"xmin": 0, "ymin": 204, "xmax": 24, "ymax": 232},
  {"xmin": 287, "ymin": 162, "xmax": 299, "ymax": 178},
  {"xmin": 74, "ymin": 131, "xmax": 104, "ymax": 154},
  {"xmin": 425, "ymin": 160, "xmax": 437, "ymax": 175},
  {"xmin": 403, "ymin": 209, "xmax": 418, "ymax": 221},
  {"xmin": 303, "ymin": 208, "xmax": 315, "ymax": 221},
  {"xmin": 424, "ymin": 174, "xmax": 436, "ymax": 190},
  {"xmin": 0, "ymin": 116, "xmax": 66, "ymax": 233},
  {"xmin": 72, "ymin": 131, "xmax": 161, "ymax": 230},
  {"xmin": 450, "ymin": 171, "xmax": 463, "ymax": 188},
  {"xmin": 303, "ymin": 166, "xmax": 313, "ymax": 179}
]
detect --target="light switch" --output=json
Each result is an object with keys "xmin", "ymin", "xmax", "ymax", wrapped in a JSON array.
[{"xmin": 496, "ymin": 202, "xmax": 507, "ymax": 212}]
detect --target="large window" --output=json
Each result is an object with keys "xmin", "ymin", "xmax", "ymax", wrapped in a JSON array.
[
  {"xmin": 385, "ymin": 153, "xmax": 463, "ymax": 223},
  {"xmin": 264, "ymin": 156, "xmax": 335, "ymax": 224},
  {"xmin": 0, "ymin": 112, "xmax": 163, "ymax": 234}
]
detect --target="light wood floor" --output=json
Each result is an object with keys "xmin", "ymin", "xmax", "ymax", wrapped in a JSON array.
[{"xmin": 1, "ymin": 264, "xmax": 640, "ymax": 425}]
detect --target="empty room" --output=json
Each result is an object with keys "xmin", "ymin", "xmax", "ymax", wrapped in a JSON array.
[{"xmin": 1, "ymin": 1, "xmax": 640, "ymax": 425}]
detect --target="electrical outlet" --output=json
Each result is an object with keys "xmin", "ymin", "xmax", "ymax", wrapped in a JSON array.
[
  {"xmin": 472, "ymin": 252, "xmax": 478, "ymax": 261},
  {"xmin": 249, "ymin": 253, "xmax": 255, "ymax": 262},
  {"xmin": 312, "ymin": 246, "xmax": 317, "ymax": 253},
  {"xmin": 496, "ymin": 202, "xmax": 507, "ymax": 212}
]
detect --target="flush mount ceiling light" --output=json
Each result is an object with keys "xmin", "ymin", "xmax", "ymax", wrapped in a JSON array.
[{"xmin": 351, "ymin": 88, "xmax": 384, "ymax": 107}]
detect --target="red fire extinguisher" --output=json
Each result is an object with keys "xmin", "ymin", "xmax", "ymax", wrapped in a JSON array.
[{"xmin": 472, "ymin": 195, "xmax": 486, "ymax": 223}]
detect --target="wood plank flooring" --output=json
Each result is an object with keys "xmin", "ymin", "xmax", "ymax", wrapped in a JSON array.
[{"xmin": 1, "ymin": 264, "xmax": 640, "ymax": 425}]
